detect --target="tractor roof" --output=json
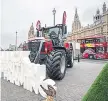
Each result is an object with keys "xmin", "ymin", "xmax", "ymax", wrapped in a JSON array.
[
  {"xmin": 28, "ymin": 37, "xmax": 45, "ymax": 42},
  {"xmin": 39, "ymin": 24, "xmax": 64, "ymax": 31}
]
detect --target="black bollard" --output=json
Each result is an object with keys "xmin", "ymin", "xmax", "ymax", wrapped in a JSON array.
[{"xmin": 78, "ymin": 54, "xmax": 80, "ymax": 62}]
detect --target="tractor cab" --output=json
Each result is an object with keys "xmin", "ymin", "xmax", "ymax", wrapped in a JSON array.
[
  {"xmin": 38, "ymin": 24, "xmax": 67, "ymax": 47},
  {"xmin": 39, "ymin": 24, "xmax": 67, "ymax": 40}
]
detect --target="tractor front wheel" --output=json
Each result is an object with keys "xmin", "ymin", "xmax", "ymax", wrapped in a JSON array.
[{"xmin": 46, "ymin": 50, "xmax": 66, "ymax": 80}]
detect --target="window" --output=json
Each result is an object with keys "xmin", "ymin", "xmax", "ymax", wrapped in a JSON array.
[
  {"xmin": 96, "ymin": 47, "xmax": 104, "ymax": 53},
  {"xmin": 95, "ymin": 39, "xmax": 100, "ymax": 42},
  {"xmin": 99, "ymin": 37, "xmax": 105, "ymax": 42},
  {"xmin": 85, "ymin": 39, "xmax": 94, "ymax": 43},
  {"xmin": 81, "ymin": 40, "xmax": 85, "ymax": 44},
  {"xmin": 77, "ymin": 39, "xmax": 81, "ymax": 43},
  {"xmin": 42, "ymin": 27, "xmax": 62, "ymax": 38},
  {"xmin": 107, "ymin": 37, "xmax": 108, "ymax": 42}
]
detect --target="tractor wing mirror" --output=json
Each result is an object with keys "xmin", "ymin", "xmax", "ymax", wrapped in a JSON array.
[{"xmin": 64, "ymin": 26, "xmax": 67, "ymax": 34}]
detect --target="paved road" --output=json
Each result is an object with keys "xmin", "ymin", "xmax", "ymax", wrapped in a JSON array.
[
  {"xmin": 79, "ymin": 59, "xmax": 108, "ymax": 64},
  {"xmin": 1, "ymin": 61, "xmax": 106, "ymax": 101}
]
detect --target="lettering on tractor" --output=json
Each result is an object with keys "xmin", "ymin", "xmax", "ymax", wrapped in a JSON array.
[{"xmin": 28, "ymin": 11, "xmax": 74, "ymax": 80}]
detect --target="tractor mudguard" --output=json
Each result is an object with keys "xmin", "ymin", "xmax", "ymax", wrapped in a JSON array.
[{"xmin": 53, "ymin": 46, "xmax": 66, "ymax": 52}]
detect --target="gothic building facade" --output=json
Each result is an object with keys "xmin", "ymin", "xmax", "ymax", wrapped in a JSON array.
[
  {"xmin": 28, "ymin": 23, "xmax": 35, "ymax": 39},
  {"xmin": 67, "ymin": 2, "xmax": 108, "ymax": 42}
]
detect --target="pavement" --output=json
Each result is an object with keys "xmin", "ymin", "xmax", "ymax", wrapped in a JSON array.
[{"xmin": 1, "ymin": 60, "xmax": 107, "ymax": 101}]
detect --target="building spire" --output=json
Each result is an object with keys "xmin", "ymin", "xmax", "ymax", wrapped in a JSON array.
[
  {"xmin": 72, "ymin": 8, "xmax": 81, "ymax": 32},
  {"xmin": 32, "ymin": 22, "xmax": 33, "ymax": 26},
  {"xmin": 93, "ymin": 8, "xmax": 101, "ymax": 23},
  {"xmin": 74, "ymin": 8, "xmax": 79, "ymax": 20},
  {"xmin": 28, "ymin": 23, "xmax": 34, "ymax": 39},
  {"xmin": 96, "ymin": 8, "xmax": 100, "ymax": 14},
  {"xmin": 75, "ymin": 8, "xmax": 77, "ymax": 16},
  {"xmin": 103, "ymin": 2, "xmax": 106, "ymax": 6},
  {"xmin": 103, "ymin": 2, "xmax": 106, "ymax": 13}
]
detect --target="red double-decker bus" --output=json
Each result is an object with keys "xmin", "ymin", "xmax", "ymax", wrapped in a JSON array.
[{"xmin": 77, "ymin": 35, "xmax": 108, "ymax": 59}]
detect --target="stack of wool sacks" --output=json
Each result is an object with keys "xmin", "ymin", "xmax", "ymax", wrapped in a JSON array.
[{"xmin": 0, "ymin": 51, "xmax": 46, "ymax": 94}]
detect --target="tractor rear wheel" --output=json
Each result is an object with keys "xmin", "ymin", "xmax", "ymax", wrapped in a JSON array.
[
  {"xmin": 66, "ymin": 50, "xmax": 74, "ymax": 68},
  {"xmin": 46, "ymin": 50, "xmax": 66, "ymax": 80}
]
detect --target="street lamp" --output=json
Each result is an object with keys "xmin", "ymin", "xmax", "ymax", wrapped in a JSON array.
[
  {"xmin": 52, "ymin": 8, "xmax": 56, "ymax": 26},
  {"xmin": 15, "ymin": 31, "xmax": 17, "ymax": 51}
]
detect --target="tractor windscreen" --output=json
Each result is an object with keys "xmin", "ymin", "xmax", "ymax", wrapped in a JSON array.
[
  {"xmin": 43, "ymin": 27, "xmax": 62, "ymax": 38},
  {"xmin": 42, "ymin": 27, "xmax": 63, "ymax": 46}
]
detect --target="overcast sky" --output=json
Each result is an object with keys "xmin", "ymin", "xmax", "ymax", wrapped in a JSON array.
[{"xmin": 1, "ymin": 0, "xmax": 108, "ymax": 49}]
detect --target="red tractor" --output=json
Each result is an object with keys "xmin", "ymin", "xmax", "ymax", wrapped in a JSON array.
[{"xmin": 28, "ymin": 11, "xmax": 74, "ymax": 80}]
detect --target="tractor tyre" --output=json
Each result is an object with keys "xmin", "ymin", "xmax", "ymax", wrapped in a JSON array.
[
  {"xmin": 66, "ymin": 50, "xmax": 74, "ymax": 68},
  {"xmin": 46, "ymin": 50, "xmax": 67, "ymax": 80}
]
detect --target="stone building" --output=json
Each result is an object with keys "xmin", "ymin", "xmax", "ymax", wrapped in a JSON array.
[
  {"xmin": 9, "ymin": 44, "xmax": 16, "ymax": 51},
  {"xmin": 67, "ymin": 2, "xmax": 108, "ymax": 42}
]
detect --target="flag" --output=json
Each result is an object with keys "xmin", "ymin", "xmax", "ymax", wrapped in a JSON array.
[
  {"xmin": 36, "ymin": 20, "xmax": 41, "ymax": 31},
  {"xmin": 62, "ymin": 11, "xmax": 67, "ymax": 25}
]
